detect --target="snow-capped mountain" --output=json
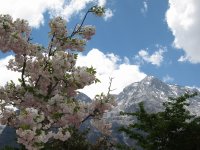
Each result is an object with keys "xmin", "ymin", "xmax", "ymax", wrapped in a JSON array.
[
  {"xmin": 116, "ymin": 76, "xmax": 199, "ymax": 112},
  {"xmin": 106, "ymin": 76, "xmax": 200, "ymax": 125}
]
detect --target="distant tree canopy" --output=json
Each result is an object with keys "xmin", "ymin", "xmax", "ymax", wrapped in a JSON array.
[{"xmin": 119, "ymin": 92, "xmax": 200, "ymax": 150}]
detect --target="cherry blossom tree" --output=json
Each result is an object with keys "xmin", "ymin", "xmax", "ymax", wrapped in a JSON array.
[{"xmin": 0, "ymin": 6, "xmax": 116, "ymax": 150}]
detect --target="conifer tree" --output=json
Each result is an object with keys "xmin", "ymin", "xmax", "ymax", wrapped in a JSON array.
[{"xmin": 119, "ymin": 92, "xmax": 200, "ymax": 150}]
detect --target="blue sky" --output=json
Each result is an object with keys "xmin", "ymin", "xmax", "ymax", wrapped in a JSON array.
[{"xmin": 0, "ymin": 0, "xmax": 200, "ymax": 98}]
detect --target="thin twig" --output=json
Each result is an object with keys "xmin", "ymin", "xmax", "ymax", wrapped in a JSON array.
[
  {"xmin": 68, "ymin": 10, "xmax": 91, "ymax": 39},
  {"xmin": 35, "ymin": 9, "xmax": 92, "ymax": 89},
  {"xmin": 21, "ymin": 37, "xmax": 32, "ymax": 89},
  {"xmin": 107, "ymin": 77, "xmax": 116, "ymax": 96},
  {"xmin": 48, "ymin": 34, "xmax": 55, "ymax": 56},
  {"xmin": 51, "ymin": 81, "xmax": 59, "ymax": 92},
  {"xmin": 35, "ymin": 34, "xmax": 55, "ymax": 87},
  {"xmin": 46, "ymin": 81, "xmax": 59, "ymax": 98}
]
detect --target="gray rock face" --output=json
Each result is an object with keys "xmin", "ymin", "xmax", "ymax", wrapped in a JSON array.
[
  {"xmin": 0, "ymin": 125, "xmax": 19, "ymax": 148},
  {"xmin": 76, "ymin": 92, "xmax": 92, "ymax": 103}
]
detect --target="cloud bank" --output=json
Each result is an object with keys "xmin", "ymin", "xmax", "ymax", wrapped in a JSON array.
[
  {"xmin": 77, "ymin": 49, "xmax": 146, "ymax": 98},
  {"xmin": 0, "ymin": 0, "xmax": 113, "ymax": 28},
  {"xmin": 166, "ymin": 0, "xmax": 200, "ymax": 63}
]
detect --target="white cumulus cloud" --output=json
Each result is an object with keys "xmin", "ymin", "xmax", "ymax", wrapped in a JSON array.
[
  {"xmin": 0, "ymin": 55, "xmax": 20, "ymax": 86},
  {"xmin": 136, "ymin": 46, "xmax": 166, "ymax": 66},
  {"xmin": 0, "ymin": 0, "xmax": 112, "ymax": 28},
  {"xmin": 76, "ymin": 49, "xmax": 146, "ymax": 98},
  {"xmin": 166, "ymin": 0, "xmax": 200, "ymax": 63}
]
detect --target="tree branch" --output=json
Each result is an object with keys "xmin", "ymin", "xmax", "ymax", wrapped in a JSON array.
[
  {"xmin": 81, "ymin": 114, "xmax": 94, "ymax": 123},
  {"xmin": 21, "ymin": 54, "xmax": 27, "ymax": 88},
  {"xmin": 107, "ymin": 77, "xmax": 115, "ymax": 96},
  {"xmin": 48, "ymin": 34, "xmax": 55, "ymax": 56}
]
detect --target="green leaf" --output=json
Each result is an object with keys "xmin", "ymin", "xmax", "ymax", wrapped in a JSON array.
[
  {"xmin": 95, "ymin": 78, "xmax": 101, "ymax": 83},
  {"xmin": 20, "ymin": 124, "xmax": 30, "ymax": 130},
  {"xmin": 52, "ymin": 112, "xmax": 64, "ymax": 119},
  {"xmin": 86, "ymin": 66, "xmax": 96, "ymax": 75},
  {"xmin": 74, "ymin": 53, "xmax": 78, "ymax": 59}
]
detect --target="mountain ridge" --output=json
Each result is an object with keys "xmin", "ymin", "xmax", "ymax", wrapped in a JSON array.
[{"xmin": 113, "ymin": 76, "xmax": 200, "ymax": 114}]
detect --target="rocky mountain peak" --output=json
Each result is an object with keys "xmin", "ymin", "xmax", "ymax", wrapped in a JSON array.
[
  {"xmin": 141, "ymin": 75, "xmax": 155, "ymax": 82},
  {"xmin": 140, "ymin": 75, "xmax": 169, "ymax": 89}
]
